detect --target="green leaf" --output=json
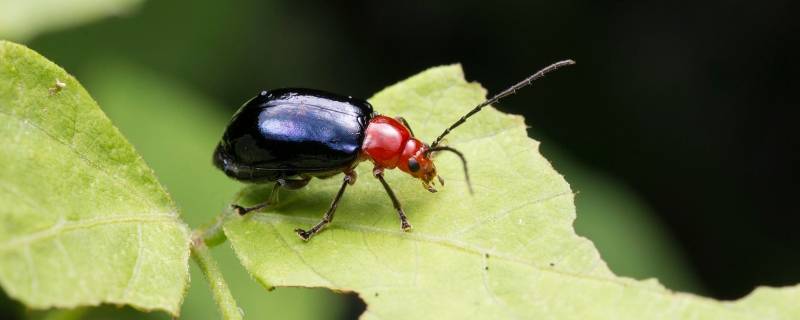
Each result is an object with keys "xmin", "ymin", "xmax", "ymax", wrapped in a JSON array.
[
  {"xmin": 0, "ymin": 0, "xmax": 144, "ymax": 41},
  {"xmin": 224, "ymin": 64, "xmax": 800, "ymax": 319},
  {"xmin": 0, "ymin": 41, "xmax": 189, "ymax": 316}
]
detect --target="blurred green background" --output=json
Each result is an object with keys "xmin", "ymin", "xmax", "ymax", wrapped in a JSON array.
[{"xmin": 2, "ymin": 0, "xmax": 798, "ymax": 319}]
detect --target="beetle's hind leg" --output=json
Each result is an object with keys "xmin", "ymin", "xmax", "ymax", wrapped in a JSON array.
[
  {"xmin": 294, "ymin": 172, "xmax": 355, "ymax": 241},
  {"xmin": 232, "ymin": 177, "xmax": 310, "ymax": 215},
  {"xmin": 232, "ymin": 183, "xmax": 280, "ymax": 215}
]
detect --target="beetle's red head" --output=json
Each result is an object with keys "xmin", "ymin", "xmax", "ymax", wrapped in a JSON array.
[
  {"xmin": 399, "ymin": 141, "xmax": 473, "ymax": 193},
  {"xmin": 396, "ymin": 139, "xmax": 440, "ymax": 192}
]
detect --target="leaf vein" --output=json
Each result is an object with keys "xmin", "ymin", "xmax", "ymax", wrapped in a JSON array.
[
  {"xmin": 450, "ymin": 191, "xmax": 573, "ymax": 237},
  {"xmin": 54, "ymin": 238, "xmax": 89, "ymax": 295},
  {"xmin": 0, "ymin": 214, "xmax": 176, "ymax": 251},
  {"xmin": 265, "ymin": 221, "xmax": 338, "ymax": 288},
  {"xmin": 22, "ymin": 246, "xmax": 38, "ymax": 298},
  {"xmin": 121, "ymin": 224, "xmax": 144, "ymax": 300},
  {"xmin": 361, "ymin": 230, "xmax": 402, "ymax": 278},
  {"xmin": 480, "ymin": 253, "xmax": 502, "ymax": 309},
  {"xmin": 0, "ymin": 110, "xmax": 162, "ymax": 209}
]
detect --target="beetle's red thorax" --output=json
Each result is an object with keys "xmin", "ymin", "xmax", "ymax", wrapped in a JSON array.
[{"xmin": 361, "ymin": 115, "xmax": 412, "ymax": 168}]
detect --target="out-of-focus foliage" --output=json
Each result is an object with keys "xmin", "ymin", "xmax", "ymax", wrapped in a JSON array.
[{"xmin": 0, "ymin": 0, "xmax": 143, "ymax": 41}]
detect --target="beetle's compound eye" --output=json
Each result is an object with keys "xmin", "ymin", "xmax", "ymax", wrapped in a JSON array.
[{"xmin": 408, "ymin": 158, "xmax": 420, "ymax": 172}]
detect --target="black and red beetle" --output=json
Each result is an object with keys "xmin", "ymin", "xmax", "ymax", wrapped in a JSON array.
[{"xmin": 213, "ymin": 60, "xmax": 574, "ymax": 240}]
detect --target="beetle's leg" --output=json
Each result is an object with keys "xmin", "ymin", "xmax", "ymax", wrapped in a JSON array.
[
  {"xmin": 396, "ymin": 117, "xmax": 415, "ymax": 137},
  {"xmin": 233, "ymin": 176, "xmax": 311, "ymax": 215},
  {"xmin": 294, "ymin": 172, "xmax": 354, "ymax": 241},
  {"xmin": 232, "ymin": 184, "xmax": 280, "ymax": 215},
  {"xmin": 373, "ymin": 167, "xmax": 413, "ymax": 231}
]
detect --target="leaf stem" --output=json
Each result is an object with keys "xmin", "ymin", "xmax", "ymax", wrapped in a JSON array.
[
  {"xmin": 190, "ymin": 235, "xmax": 242, "ymax": 320},
  {"xmin": 196, "ymin": 211, "xmax": 229, "ymax": 247}
]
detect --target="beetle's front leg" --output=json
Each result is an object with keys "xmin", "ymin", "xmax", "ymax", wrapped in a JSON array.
[
  {"xmin": 294, "ymin": 171, "xmax": 355, "ymax": 241},
  {"xmin": 395, "ymin": 116, "xmax": 415, "ymax": 137},
  {"xmin": 373, "ymin": 167, "xmax": 413, "ymax": 231}
]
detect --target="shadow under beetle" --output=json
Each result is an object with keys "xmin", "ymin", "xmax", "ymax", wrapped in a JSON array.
[{"xmin": 213, "ymin": 60, "xmax": 574, "ymax": 241}]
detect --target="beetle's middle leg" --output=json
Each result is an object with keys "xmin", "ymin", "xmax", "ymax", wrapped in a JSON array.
[
  {"xmin": 233, "ymin": 177, "xmax": 310, "ymax": 215},
  {"xmin": 294, "ymin": 171, "xmax": 356, "ymax": 241}
]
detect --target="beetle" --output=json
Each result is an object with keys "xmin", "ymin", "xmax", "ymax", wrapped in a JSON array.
[{"xmin": 213, "ymin": 60, "xmax": 574, "ymax": 241}]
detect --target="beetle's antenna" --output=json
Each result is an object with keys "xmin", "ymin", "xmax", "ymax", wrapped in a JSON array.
[
  {"xmin": 430, "ymin": 59, "xmax": 575, "ymax": 148},
  {"xmin": 427, "ymin": 146, "xmax": 473, "ymax": 194}
]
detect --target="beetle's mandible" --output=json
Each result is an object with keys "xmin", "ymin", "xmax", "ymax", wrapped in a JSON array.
[{"xmin": 213, "ymin": 60, "xmax": 575, "ymax": 241}]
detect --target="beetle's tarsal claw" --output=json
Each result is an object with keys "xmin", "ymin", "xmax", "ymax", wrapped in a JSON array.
[
  {"xmin": 437, "ymin": 175, "xmax": 445, "ymax": 186},
  {"xmin": 294, "ymin": 228, "xmax": 312, "ymax": 241},
  {"xmin": 401, "ymin": 220, "xmax": 413, "ymax": 231},
  {"xmin": 231, "ymin": 204, "xmax": 246, "ymax": 216}
]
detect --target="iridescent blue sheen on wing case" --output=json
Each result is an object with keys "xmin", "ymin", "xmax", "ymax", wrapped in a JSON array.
[{"xmin": 213, "ymin": 88, "xmax": 374, "ymax": 182}]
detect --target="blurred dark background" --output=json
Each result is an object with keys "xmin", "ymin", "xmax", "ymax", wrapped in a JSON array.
[{"xmin": 2, "ymin": 0, "xmax": 798, "ymax": 318}]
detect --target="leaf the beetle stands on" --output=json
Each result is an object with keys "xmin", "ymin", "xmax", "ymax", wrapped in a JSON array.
[
  {"xmin": 0, "ymin": 41, "xmax": 190, "ymax": 316},
  {"xmin": 224, "ymin": 65, "xmax": 800, "ymax": 319}
]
